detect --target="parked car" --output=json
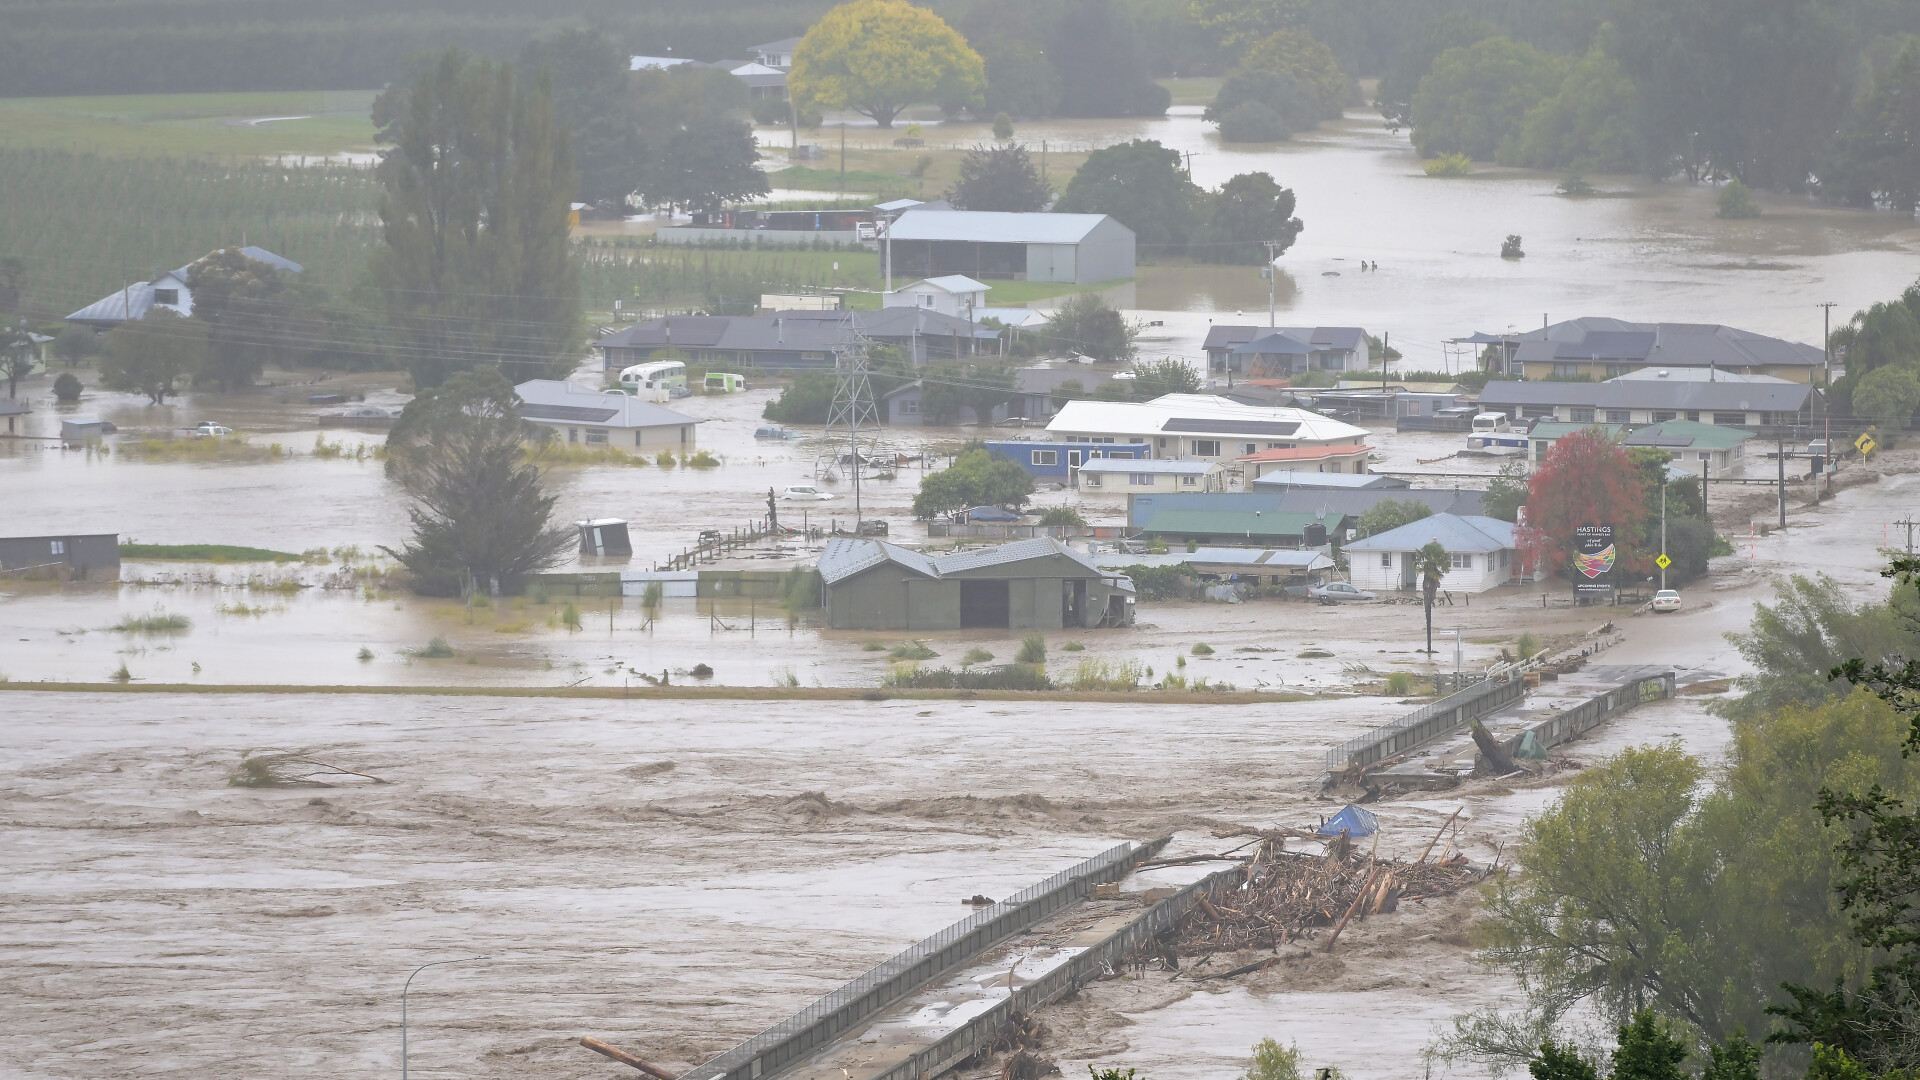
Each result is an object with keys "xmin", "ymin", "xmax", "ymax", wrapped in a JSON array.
[
  {"xmin": 1650, "ymin": 589, "xmax": 1683, "ymax": 613},
  {"xmin": 782, "ymin": 484, "xmax": 835, "ymax": 501},
  {"xmin": 1307, "ymin": 581, "xmax": 1376, "ymax": 604},
  {"xmin": 190, "ymin": 421, "xmax": 232, "ymax": 437}
]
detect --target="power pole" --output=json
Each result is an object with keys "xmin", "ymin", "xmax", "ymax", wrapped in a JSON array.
[
  {"xmin": 1262, "ymin": 240, "xmax": 1280, "ymax": 328},
  {"xmin": 1660, "ymin": 479, "xmax": 1668, "ymax": 591},
  {"xmin": 821, "ymin": 337, "xmax": 882, "ymax": 531},
  {"xmin": 1819, "ymin": 301, "xmax": 1836, "ymax": 495},
  {"xmin": 1777, "ymin": 436, "xmax": 1786, "ymax": 530},
  {"xmin": 1896, "ymin": 517, "xmax": 1917, "ymax": 556}
]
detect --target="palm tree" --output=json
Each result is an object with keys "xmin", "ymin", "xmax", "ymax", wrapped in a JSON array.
[{"xmin": 1412, "ymin": 540, "xmax": 1449, "ymax": 654}]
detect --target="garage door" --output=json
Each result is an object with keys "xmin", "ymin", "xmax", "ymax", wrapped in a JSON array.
[{"xmin": 959, "ymin": 580, "xmax": 1011, "ymax": 628}]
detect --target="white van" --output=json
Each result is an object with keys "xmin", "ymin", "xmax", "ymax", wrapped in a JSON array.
[{"xmin": 618, "ymin": 360, "xmax": 688, "ymax": 393}]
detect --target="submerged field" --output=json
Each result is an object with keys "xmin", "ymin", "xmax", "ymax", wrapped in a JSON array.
[{"xmin": 0, "ymin": 91, "xmax": 379, "ymax": 158}]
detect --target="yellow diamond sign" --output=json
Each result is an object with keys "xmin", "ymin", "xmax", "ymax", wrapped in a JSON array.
[
  {"xmin": 1656, "ymin": 553, "xmax": 1672, "ymax": 569},
  {"xmin": 1856, "ymin": 433, "xmax": 1877, "ymax": 455}
]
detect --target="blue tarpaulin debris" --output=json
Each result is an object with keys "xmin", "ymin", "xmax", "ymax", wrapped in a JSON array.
[{"xmin": 1316, "ymin": 804, "xmax": 1379, "ymax": 837}]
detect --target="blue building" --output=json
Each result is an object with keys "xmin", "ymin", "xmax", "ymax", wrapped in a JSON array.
[{"xmin": 984, "ymin": 440, "xmax": 1150, "ymax": 485}]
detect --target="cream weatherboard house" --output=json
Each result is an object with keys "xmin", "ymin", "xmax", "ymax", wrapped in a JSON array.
[{"xmin": 1342, "ymin": 513, "xmax": 1520, "ymax": 595}]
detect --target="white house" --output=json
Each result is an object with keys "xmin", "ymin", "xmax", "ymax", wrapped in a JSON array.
[
  {"xmin": 882, "ymin": 275, "xmax": 989, "ymax": 319},
  {"xmin": 1076, "ymin": 458, "xmax": 1225, "ymax": 496},
  {"xmin": 1046, "ymin": 393, "xmax": 1371, "ymax": 463},
  {"xmin": 65, "ymin": 245, "xmax": 302, "ymax": 329},
  {"xmin": 514, "ymin": 379, "xmax": 700, "ymax": 450},
  {"xmin": 1343, "ymin": 513, "xmax": 1518, "ymax": 595}
]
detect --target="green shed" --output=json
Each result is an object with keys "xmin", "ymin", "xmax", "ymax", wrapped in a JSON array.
[{"xmin": 818, "ymin": 537, "xmax": 1136, "ymax": 632}]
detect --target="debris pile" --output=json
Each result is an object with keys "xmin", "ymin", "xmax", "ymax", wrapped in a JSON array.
[{"xmin": 1161, "ymin": 830, "xmax": 1484, "ymax": 958}]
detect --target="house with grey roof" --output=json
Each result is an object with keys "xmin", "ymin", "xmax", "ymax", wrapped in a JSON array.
[
  {"xmin": 513, "ymin": 379, "xmax": 700, "ymax": 450},
  {"xmin": 1076, "ymin": 457, "xmax": 1226, "ymax": 496},
  {"xmin": 884, "ymin": 210, "xmax": 1135, "ymax": 284},
  {"xmin": 1478, "ymin": 377, "xmax": 1814, "ymax": 432},
  {"xmin": 1202, "ymin": 325, "xmax": 1371, "ymax": 377},
  {"xmin": 595, "ymin": 308, "xmax": 995, "ymax": 373},
  {"xmin": 66, "ymin": 246, "xmax": 302, "ymax": 329},
  {"xmin": 1469, "ymin": 317, "xmax": 1825, "ymax": 382},
  {"xmin": 816, "ymin": 536, "xmax": 1135, "ymax": 630},
  {"xmin": 1344, "ymin": 513, "xmax": 1519, "ymax": 594}
]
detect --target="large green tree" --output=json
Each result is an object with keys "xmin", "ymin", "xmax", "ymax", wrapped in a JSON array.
[
  {"xmin": 976, "ymin": 38, "xmax": 1061, "ymax": 119},
  {"xmin": 1044, "ymin": 293, "xmax": 1135, "ymax": 361},
  {"xmin": 1410, "ymin": 37, "xmax": 1566, "ymax": 160},
  {"xmin": 1238, "ymin": 29, "xmax": 1347, "ymax": 120},
  {"xmin": 1046, "ymin": 0, "xmax": 1172, "ymax": 118},
  {"xmin": 99, "ymin": 308, "xmax": 207, "ymax": 405},
  {"xmin": 382, "ymin": 367, "xmax": 572, "ymax": 596},
  {"xmin": 1192, "ymin": 172, "xmax": 1304, "ymax": 264},
  {"xmin": 790, "ymin": 0, "xmax": 984, "ymax": 128},
  {"xmin": 912, "ymin": 446, "xmax": 1035, "ymax": 518},
  {"xmin": 1055, "ymin": 139, "xmax": 1200, "ymax": 252},
  {"xmin": 1826, "ymin": 43, "xmax": 1920, "ymax": 211},
  {"xmin": 370, "ymin": 48, "xmax": 581, "ymax": 390},
  {"xmin": 947, "ymin": 143, "xmax": 1051, "ymax": 211},
  {"xmin": 187, "ymin": 247, "xmax": 293, "ymax": 391},
  {"xmin": 1507, "ymin": 46, "xmax": 1642, "ymax": 172},
  {"xmin": 519, "ymin": 28, "xmax": 634, "ymax": 212},
  {"xmin": 630, "ymin": 67, "xmax": 770, "ymax": 215}
]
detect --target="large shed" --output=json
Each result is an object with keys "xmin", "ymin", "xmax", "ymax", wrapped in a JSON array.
[
  {"xmin": 0, "ymin": 532, "xmax": 119, "ymax": 581},
  {"xmin": 885, "ymin": 211, "xmax": 1135, "ymax": 284},
  {"xmin": 818, "ymin": 537, "xmax": 1135, "ymax": 631}
]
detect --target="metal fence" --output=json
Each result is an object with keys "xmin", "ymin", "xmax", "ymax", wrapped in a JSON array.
[
  {"xmin": 866, "ymin": 862, "xmax": 1252, "ymax": 1080},
  {"xmin": 1325, "ymin": 674, "xmax": 1526, "ymax": 772},
  {"xmin": 1492, "ymin": 670, "xmax": 1675, "ymax": 762},
  {"xmin": 681, "ymin": 839, "xmax": 1165, "ymax": 1080}
]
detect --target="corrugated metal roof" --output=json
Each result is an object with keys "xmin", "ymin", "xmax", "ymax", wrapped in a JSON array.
[
  {"xmin": 1479, "ymin": 380, "xmax": 1812, "ymax": 413},
  {"xmin": 514, "ymin": 380, "xmax": 698, "ymax": 428},
  {"xmin": 1048, "ymin": 394, "xmax": 1369, "ymax": 446},
  {"xmin": 1247, "ymin": 471, "xmax": 1408, "ymax": 490},
  {"xmin": 1622, "ymin": 419, "xmax": 1754, "ymax": 450},
  {"xmin": 887, "ymin": 210, "xmax": 1123, "ymax": 245},
  {"xmin": 818, "ymin": 537, "xmax": 1108, "ymax": 583},
  {"xmin": 1504, "ymin": 318, "xmax": 1823, "ymax": 368},
  {"xmin": 1343, "ymin": 513, "xmax": 1516, "ymax": 553},
  {"xmin": 1232, "ymin": 332, "xmax": 1314, "ymax": 355},
  {"xmin": 1139, "ymin": 508, "xmax": 1343, "ymax": 537}
]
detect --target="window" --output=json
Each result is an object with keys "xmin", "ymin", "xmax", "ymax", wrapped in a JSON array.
[
  {"xmin": 586, "ymin": 428, "xmax": 608, "ymax": 445},
  {"xmin": 153, "ymin": 289, "xmax": 179, "ymax": 305},
  {"xmin": 1450, "ymin": 552, "xmax": 1473, "ymax": 569},
  {"xmin": 1193, "ymin": 439, "xmax": 1221, "ymax": 456},
  {"xmin": 920, "ymin": 294, "xmax": 934, "ymax": 306},
  {"xmin": 1156, "ymin": 437, "xmax": 1167, "ymax": 448},
  {"xmin": 679, "ymin": 426, "xmax": 688, "ymax": 443},
  {"xmin": 50, "ymin": 539, "xmax": 65, "ymax": 555},
  {"xmin": 1605, "ymin": 364, "xmax": 1630, "ymax": 378},
  {"xmin": 1698, "ymin": 451, "xmax": 1712, "ymax": 461},
  {"xmin": 1129, "ymin": 437, "xmax": 1145, "ymax": 444},
  {"xmin": 1554, "ymin": 363, "xmax": 1582, "ymax": 377},
  {"xmin": 1570, "ymin": 407, "xmax": 1596, "ymax": 423},
  {"xmin": 1605, "ymin": 410, "xmax": 1631, "ymax": 424},
  {"xmin": 1241, "ymin": 443, "xmax": 1257, "ymax": 455},
  {"xmin": 1031, "ymin": 450, "xmax": 1058, "ymax": 466},
  {"xmin": 1652, "ymin": 411, "xmax": 1677, "ymax": 422},
  {"xmin": 1180, "ymin": 474, "xmax": 1197, "ymax": 486},
  {"xmin": 1266, "ymin": 442, "xmax": 1285, "ymax": 449},
  {"xmin": 1083, "ymin": 473, "xmax": 1102, "ymax": 486},
  {"xmin": 635, "ymin": 431, "xmax": 644, "ymax": 446},
  {"xmin": 568, "ymin": 427, "xmax": 578, "ymax": 443},
  {"xmin": 1522, "ymin": 406, "xmax": 1554, "ymax": 419},
  {"xmin": 1686, "ymin": 411, "xmax": 1700, "ymax": 422},
  {"xmin": 901, "ymin": 399, "xmax": 919, "ymax": 414},
  {"xmin": 1713, "ymin": 412, "xmax": 1747, "ymax": 426},
  {"xmin": 1129, "ymin": 473, "xmax": 1154, "ymax": 486},
  {"xmin": 1380, "ymin": 553, "xmax": 1392, "ymax": 567}
]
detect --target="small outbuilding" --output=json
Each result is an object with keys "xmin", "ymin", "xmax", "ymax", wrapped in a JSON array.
[
  {"xmin": 0, "ymin": 532, "xmax": 119, "ymax": 580},
  {"xmin": 1343, "ymin": 513, "xmax": 1519, "ymax": 594},
  {"xmin": 818, "ymin": 536, "xmax": 1135, "ymax": 631}
]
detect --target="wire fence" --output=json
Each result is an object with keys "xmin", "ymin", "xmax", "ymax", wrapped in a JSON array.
[
  {"xmin": 681, "ymin": 838, "xmax": 1160, "ymax": 1080},
  {"xmin": 1324, "ymin": 674, "xmax": 1525, "ymax": 772}
]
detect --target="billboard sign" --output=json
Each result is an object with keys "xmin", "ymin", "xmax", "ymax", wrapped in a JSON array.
[{"xmin": 1572, "ymin": 525, "xmax": 1615, "ymax": 596}]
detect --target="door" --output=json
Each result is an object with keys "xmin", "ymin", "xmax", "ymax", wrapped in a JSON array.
[
  {"xmin": 1067, "ymin": 449, "xmax": 1084, "ymax": 486},
  {"xmin": 1399, "ymin": 553, "xmax": 1416, "ymax": 590},
  {"xmin": 960, "ymin": 580, "xmax": 1011, "ymax": 628}
]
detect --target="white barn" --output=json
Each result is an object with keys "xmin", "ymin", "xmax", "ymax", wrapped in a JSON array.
[
  {"xmin": 1343, "ymin": 513, "xmax": 1519, "ymax": 595},
  {"xmin": 514, "ymin": 380, "xmax": 700, "ymax": 450},
  {"xmin": 886, "ymin": 210, "xmax": 1136, "ymax": 284}
]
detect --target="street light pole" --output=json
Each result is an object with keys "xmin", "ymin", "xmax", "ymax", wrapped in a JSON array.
[
  {"xmin": 1659, "ymin": 479, "xmax": 1667, "ymax": 591},
  {"xmin": 403, "ymin": 956, "xmax": 487, "ymax": 1080}
]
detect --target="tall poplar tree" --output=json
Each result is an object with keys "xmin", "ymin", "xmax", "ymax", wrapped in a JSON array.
[{"xmin": 370, "ymin": 48, "xmax": 581, "ymax": 389}]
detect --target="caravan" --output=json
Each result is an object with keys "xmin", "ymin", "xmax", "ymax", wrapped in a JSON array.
[{"xmin": 618, "ymin": 360, "xmax": 689, "ymax": 396}]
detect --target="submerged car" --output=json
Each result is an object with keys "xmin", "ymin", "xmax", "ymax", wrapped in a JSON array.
[
  {"xmin": 1307, "ymin": 581, "xmax": 1376, "ymax": 604},
  {"xmin": 1651, "ymin": 589, "xmax": 1683, "ymax": 612},
  {"xmin": 782, "ymin": 484, "xmax": 835, "ymax": 501},
  {"xmin": 190, "ymin": 421, "xmax": 233, "ymax": 437}
]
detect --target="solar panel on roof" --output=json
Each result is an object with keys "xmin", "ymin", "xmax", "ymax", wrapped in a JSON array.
[
  {"xmin": 520, "ymin": 403, "xmax": 621, "ymax": 423},
  {"xmin": 1162, "ymin": 418, "xmax": 1301, "ymax": 436}
]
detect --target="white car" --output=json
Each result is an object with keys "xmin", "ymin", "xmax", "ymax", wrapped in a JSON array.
[
  {"xmin": 190, "ymin": 421, "xmax": 233, "ymax": 437},
  {"xmin": 1651, "ymin": 589, "xmax": 1683, "ymax": 613},
  {"xmin": 1308, "ymin": 582, "xmax": 1377, "ymax": 604},
  {"xmin": 782, "ymin": 484, "xmax": 836, "ymax": 501}
]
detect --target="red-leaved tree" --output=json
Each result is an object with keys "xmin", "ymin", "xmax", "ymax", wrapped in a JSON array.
[{"xmin": 1518, "ymin": 429, "xmax": 1651, "ymax": 581}]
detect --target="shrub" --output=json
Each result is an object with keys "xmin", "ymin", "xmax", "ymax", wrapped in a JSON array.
[
  {"xmin": 115, "ymin": 611, "xmax": 191, "ymax": 633},
  {"xmin": 1243, "ymin": 1038, "xmax": 1306, "ymax": 1080},
  {"xmin": 1516, "ymin": 631, "xmax": 1540, "ymax": 659},
  {"xmin": 53, "ymin": 371, "xmax": 82, "ymax": 401},
  {"xmin": 1501, "ymin": 234, "xmax": 1525, "ymax": 258},
  {"xmin": 1063, "ymin": 641, "xmax": 1086, "ymax": 651},
  {"xmin": 890, "ymin": 641, "xmax": 938, "ymax": 661},
  {"xmin": 1037, "ymin": 504, "xmax": 1087, "ymax": 527},
  {"xmin": 962, "ymin": 647, "xmax": 995, "ymax": 666},
  {"xmin": 1191, "ymin": 642, "xmax": 1215, "ymax": 655},
  {"xmin": 1016, "ymin": 632, "xmax": 1046, "ymax": 663},
  {"xmin": 559, "ymin": 602, "xmax": 581, "ymax": 630},
  {"xmin": 882, "ymin": 663, "xmax": 1052, "ymax": 690},
  {"xmin": 1716, "ymin": 178, "xmax": 1761, "ymax": 219},
  {"xmin": 992, "ymin": 113, "xmax": 1014, "ymax": 140},
  {"xmin": 1119, "ymin": 563, "xmax": 1191, "ymax": 601},
  {"xmin": 1218, "ymin": 100, "xmax": 1291, "ymax": 142},
  {"xmin": 684, "ymin": 450, "xmax": 720, "ymax": 468},
  {"xmin": 1298, "ymin": 647, "xmax": 1333, "ymax": 658},
  {"xmin": 109, "ymin": 661, "xmax": 133, "ymax": 682},
  {"xmin": 1067, "ymin": 658, "xmax": 1145, "ymax": 691},
  {"xmin": 408, "ymin": 636, "xmax": 454, "ymax": 658},
  {"xmin": 690, "ymin": 663, "xmax": 713, "ymax": 678},
  {"xmin": 655, "ymin": 450, "xmax": 676, "ymax": 468},
  {"xmin": 356, "ymin": 646, "xmax": 375, "ymax": 661},
  {"xmin": 1556, "ymin": 172, "xmax": 1595, "ymax": 196},
  {"xmin": 1383, "ymin": 671, "xmax": 1415, "ymax": 695},
  {"xmin": 1423, "ymin": 153, "xmax": 1473, "ymax": 177},
  {"xmin": 862, "ymin": 640, "xmax": 887, "ymax": 652}
]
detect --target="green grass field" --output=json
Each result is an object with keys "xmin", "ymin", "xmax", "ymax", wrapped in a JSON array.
[
  {"xmin": 119, "ymin": 544, "xmax": 307, "ymax": 562},
  {"xmin": 1159, "ymin": 77, "xmax": 1223, "ymax": 107},
  {"xmin": 0, "ymin": 91, "xmax": 378, "ymax": 158}
]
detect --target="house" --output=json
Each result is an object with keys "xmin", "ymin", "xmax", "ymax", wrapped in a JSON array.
[
  {"xmin": 817, "ymin": 536, "xmax": 1135, "ymax": 630},
  {"xmin": 883, "ymin": 275, "xmax": 989, "ymax": 318},
  {"xmin": 1247, "ymin": 471, "xmax": 1409, "ymax": 492},
  {"xmin": 1077, "ymin": 458, "xmax": 1225, "ymax": 496},
  {"xmin": 884, "ymin": 379, "xmax": 1015, "ymax": 427},
  {"xmin": 0, "ymin": 399, "xmax": 27, "ymax": 435},
  {"xmin": 1237, "ymin": 443, "xmax": 1374, "ymax": 478},
  {"xmin": 885, "ymin": 210, "xmax": 1135, "ymax": 284},
  {"xmin": 751, "ymin": 36, "xmax": 803, "ymax": 69},
  {"xmin": 513, "ymin": 379, "xmax": 699, "ymax": 449},
  {"xmin": 1256, "ymin": 487, "xmax": 1486, "ymax": 527},
  {"xmin": 1202, "ymin": 325, "xmax": 1371, "ymax": 377},
  {"xmin": 1344, "ymin": 513, "xmax": 1518, "ymax": 594},
  {"xmin": 0, "ymin": 532, "xmax": 119, "ymax": 581},
  {"xmin": 1128, "ymin": 492, "xmax": 1347, "ymax": 547},
  {"xmin": 595, "ymin": 309, "xmax": 994, "ymax": 373},
  {"xmin": 1473, "ymin": 317, "xmax": 1826, "ymax": 382},
  {"xmin": 726, "ymin": 61, "xmax": 787, "ymax": 102},
  {"xmin": 1624, "ymin": 419, "xmax": 1756, "ymax": 477},
  {"xmin": 1477, "ymin": 378, "xmax": 1815, "ymax": 431},
  {"xmin": 1046, "ymin": 394, "xmax": 1372, "ymax": 465},
  {"xmin": 1527, "ymin": 421, "xmax": 1628, "ymax": 463},
  {"xmin": 66, "ymin": 246, "xmax": 302, "ymax": 330},
  {"xmin": 1007, "ymin": 355, "xmax": 1122, "ymax": 421},
  {"xmin": 1309, "ymin": 386, "xmax": 1468, "ymax": 421},
  {"xmin": 984, "ymin": 439, "xmax": 1149, "ymax": 484}
]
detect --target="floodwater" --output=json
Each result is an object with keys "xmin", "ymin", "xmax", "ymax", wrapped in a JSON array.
[{"xmin": 762, "ymin": 107, "xmax": 1920, "ymax": 369}]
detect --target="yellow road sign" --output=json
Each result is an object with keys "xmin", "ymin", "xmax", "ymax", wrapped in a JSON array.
[
  {"xmin": 1656, "ymin": 553, "xmax": 1672, "ymax": 569},
  {"xmin": 1857, "ymin": 433, "xmax": 1877, "ymax": 455}
]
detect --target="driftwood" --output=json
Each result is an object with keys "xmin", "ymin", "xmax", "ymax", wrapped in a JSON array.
[
  {"xmin": 1470, "ymin": 720, "xmax": 1519, "ymax": 774},
  {"xmin": 580, "ymin": 1036, "xmax": 675, "ymax": 1079}
]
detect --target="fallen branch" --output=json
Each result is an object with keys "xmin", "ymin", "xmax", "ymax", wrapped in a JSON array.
[{"xmin": 580, "ymin": 1036, "xmax": 675, "ymax": 1080}]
